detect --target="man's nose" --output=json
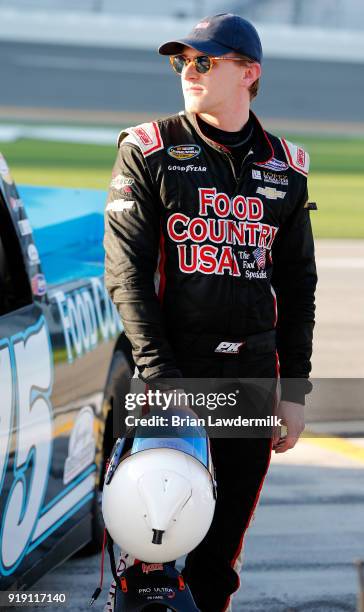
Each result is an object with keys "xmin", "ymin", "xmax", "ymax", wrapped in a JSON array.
[{"xmin": 183, "ymin": 59, "xmax": 199, "ymax": 79}]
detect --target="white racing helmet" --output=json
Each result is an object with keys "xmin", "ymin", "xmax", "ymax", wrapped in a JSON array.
[{"xmin": 102, "ymin": 412, "xmax": 217, "ymax": 563}]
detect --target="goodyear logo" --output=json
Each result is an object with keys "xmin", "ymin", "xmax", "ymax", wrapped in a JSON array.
[{"xmin": 167, "ymin": 144, "xmax": 201, "ymax": 160}]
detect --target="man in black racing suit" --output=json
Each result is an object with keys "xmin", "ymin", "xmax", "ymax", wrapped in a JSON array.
[{"xmin": 104, "ymin": 13, "xmax": 317, "ymax": 612}]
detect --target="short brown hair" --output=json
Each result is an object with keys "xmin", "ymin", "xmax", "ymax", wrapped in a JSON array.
[{"xmin": 236, "ymin": 54, "xmax": 261, "ymax": 101}]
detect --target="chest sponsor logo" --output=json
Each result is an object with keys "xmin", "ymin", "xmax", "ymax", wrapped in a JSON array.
[
  {"xmin": 263, "ymin": 171, "xmax": 288, "ymax": 186},
  {"xmin": 167, "ymin": 188, "xmax": 278, "ymax": 278},
  {"xmin": 110, "ymin": 174, "xmax": 135, "ymax": 190},
  {"xmin": 106, "ymin": 199, "xmax": 135, "ymax": 212},
  {"xmin": 237, "ymin": 248, "xmax": 272, "ymax": 278},
  {"xmin": 215, "ymin": 341, "xmax": 245, "ymax": 354},
  {"xmin": 256, "ymin": 186, "xmax": 286, "ymax": 200},
  {"xmin": 167, "ymin": 144, "xmax": 201, "ymax": 160},
  {"xmin": 257, "ymin": 158, "xmax": 289, "ymax": 172},
  {"xmin": 252, "ymin": 169, "xmax": 262, "ymax": 180},
  {"xmin": 168, "ymin": 164, "xmax": 207, "ymax": 172}
]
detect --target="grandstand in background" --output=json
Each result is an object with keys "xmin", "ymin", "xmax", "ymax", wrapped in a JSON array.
[{"xmin": 1, "ymin": 0, "xmax": 364, "ymax": 29}]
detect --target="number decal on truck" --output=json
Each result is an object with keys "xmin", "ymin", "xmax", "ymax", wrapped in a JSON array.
[
  {"xmin": 0, "ymin": 317, "xmax": 53, "ymax": 575},
  {"xmin": 0, "ymin": 342, "xmax": 13, "ymax": 496}
]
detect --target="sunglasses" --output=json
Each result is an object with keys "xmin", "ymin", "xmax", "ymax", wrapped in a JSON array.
[{"xmin": 170, "ymin": 54, "xmax": 245, "ymax": 75}]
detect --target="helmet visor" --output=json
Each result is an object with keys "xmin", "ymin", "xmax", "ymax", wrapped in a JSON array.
[
  {"xmin": 132, "ymin": 434, "xmax": 211, "ymax": 473},
  {"xmin": 105, "ymin": 411, "xmax": 215, "ymax": 483}
]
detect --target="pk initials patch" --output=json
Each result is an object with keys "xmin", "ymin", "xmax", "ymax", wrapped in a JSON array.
[{"xmin": 215, "ymin": 341, "xmax": 245, "ymax": 354}]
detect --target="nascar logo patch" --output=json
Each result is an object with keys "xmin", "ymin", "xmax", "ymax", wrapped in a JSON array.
[{"xmin": 168, "ymin": 144, "xmax": 201, "ymax": 160}]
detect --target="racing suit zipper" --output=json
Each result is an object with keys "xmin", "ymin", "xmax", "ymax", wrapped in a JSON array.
[
  {"xmin": 223, "ymin": 149, "xmax": 254, "ymax": 337},
  {"xmin": 219, "ymin": 150, "xmax": 250, "ymax": 338}
]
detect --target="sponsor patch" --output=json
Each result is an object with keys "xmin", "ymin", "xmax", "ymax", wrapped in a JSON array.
[
  {"xmin": 142, "ymin": 563, "xmax": 164, "ymax": 574},
  {"xmin": 135, "ymin": 126, "xmax": 153, "ymax": 145},
  {"xmin": 106, "ymin": 199, "xmax": 135, "ymax": 212},
  {"xmin": 31, "ymin": 273, "xmax": 47, "ymax": 296},
  {"xmin": 297, "ymin": 147, "xmax": 306, "ymax": 167},
  {"xmin": 257, "ymin": 158, "xmax": 289, "ymax": 172},
  {"xmin": 119, "ymin": 121, "xmax": 164, "ymax": 158},
  {"xmin": 167, "ymin": 144, "xmax": 201, "ymax": 161},
  {"xmin": 122, "ymin": 185, "xmax": 133, "ymax": 196},
  {"xmin": 215, "ymin": 341, "xmax": 245, "ymax": 354},
  {"xmin": 256, "ymin": 186, "xmax": 286, "ymax": 200},
  {"xmin": 280, "ymin": 138, "xmax": 310, "ymax": 176},
  {"xmin": 63, "ymin": 406, "xmax": 96, "ymax": 485},
  {"xmin": 168, "ymin": 164, "xmax": 207, "ymax": 172},
  {"xmin": 110, "ymin": 174, "xmax": 135, "ymax": 190},
  {"xmin": 263, "ymin": 171, "xmax": 288, "ymax": 186},
  {"xmin": 195, "ymin": 21, "xmax": 210, "ymax": 28},
  {"xmin": 252, "ymin": 169, "xmax": 262, "ymax": 180},
  {"xmin": 27, "ymin": 243, "xmax": 40, "ymax": 264},
  {"xmin": 18, "ymin": 219, "xmax": 32, "ymax": 236}
]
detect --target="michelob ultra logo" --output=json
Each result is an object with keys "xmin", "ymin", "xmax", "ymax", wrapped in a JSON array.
[{"xmin": 167, "ymin": 144, "xmax": 201, "ymax": 160}]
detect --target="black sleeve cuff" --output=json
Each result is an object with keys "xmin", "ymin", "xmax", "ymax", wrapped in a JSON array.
[{"xmin": 280, "ymin": 378, "xmax": 313, "ymax": 406}]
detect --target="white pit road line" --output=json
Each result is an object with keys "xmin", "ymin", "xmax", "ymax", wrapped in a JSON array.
[{"xmin": 317, "ymin": 257, "xmax": 364, "ymax": 269}]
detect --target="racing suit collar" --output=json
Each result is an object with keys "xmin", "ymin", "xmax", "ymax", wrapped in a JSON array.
[{"xmin": 185, "ymin": 110, "xmax": 274, "ymax": 165}]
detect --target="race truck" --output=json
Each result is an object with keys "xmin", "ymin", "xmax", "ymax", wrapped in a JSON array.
[{"xmin": 0, "ymin": 153, "xmax": 133, "ymax": 590}]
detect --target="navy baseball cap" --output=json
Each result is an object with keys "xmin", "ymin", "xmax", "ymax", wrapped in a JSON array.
[{"xmin": 158, "ymin": 13, "xmax": 262, "ymax": 63}]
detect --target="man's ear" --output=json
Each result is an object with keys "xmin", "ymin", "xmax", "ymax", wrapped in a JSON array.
[{"xmin": 241, "ymin": 62, "xmax": 261, "ymax": 89}]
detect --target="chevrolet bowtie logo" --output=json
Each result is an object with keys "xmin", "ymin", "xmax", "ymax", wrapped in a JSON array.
[{"xmin": 256, "ymin": 186, "xmax": 286, "ymax": 200}]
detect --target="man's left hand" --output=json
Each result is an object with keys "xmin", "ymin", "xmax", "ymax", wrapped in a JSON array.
[{"xmin": 272, "ymin": 400, "xmax": 305, "ymax": 453}]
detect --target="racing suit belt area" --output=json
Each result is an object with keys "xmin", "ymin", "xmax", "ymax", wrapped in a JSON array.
[{"xmin": 168, "ymin": 329, "xmax": 276, "ymax": 359}]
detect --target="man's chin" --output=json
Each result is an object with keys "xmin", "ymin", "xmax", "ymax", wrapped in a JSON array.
[
  {"xmin": 185, "ymin": 103, "xmax": 203, "ymax": 113},
  {"xmin": 184, "ymin": 98, "xmax": 205, "ymax": 114}
]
